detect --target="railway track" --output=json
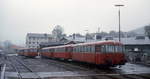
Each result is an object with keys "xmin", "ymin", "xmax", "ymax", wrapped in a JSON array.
[
  {"xmin": 7, "ymin": 56, "xmax": 42, "ymax": 79},
  {"xmin": 39, "ymin": 58, "xmax": 118, "ymax": 74},
  {"xmin": 13, "ymin": 56, "xmax": 150, "ymax": 79},
  {"xmin": 40, "ymin": 58, "xmax": 150, "ymax": 79}
]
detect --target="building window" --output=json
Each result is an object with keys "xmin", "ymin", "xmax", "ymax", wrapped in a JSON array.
[
  {"xmin": 32, "ymin": 37, "xmax": 35, "ymax": 40},
  {"xmin": 29, "ymin": 37, "xmax": 31, "ymax": 39}
]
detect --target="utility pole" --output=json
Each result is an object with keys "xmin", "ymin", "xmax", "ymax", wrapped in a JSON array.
[
  {"xmin": 115, "ymin": 4, "xmax": 124, "ymax": 42},
  {"xmin": 98, "ymin": 27, "xmax": 100, "ymax": 33}
]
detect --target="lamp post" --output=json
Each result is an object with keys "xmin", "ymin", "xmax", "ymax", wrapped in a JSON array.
[{"xmin": 115, "ymin": 4, "xmax": 124, "ymax": 42}]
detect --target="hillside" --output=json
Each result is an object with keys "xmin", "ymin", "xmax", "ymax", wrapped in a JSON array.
[{"xmin": 128, "ymin": 26, "xmax": 145, "ymax": 35}]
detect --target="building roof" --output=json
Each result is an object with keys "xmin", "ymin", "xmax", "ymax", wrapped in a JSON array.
[
  {"xmin": 39, "ymin": 42, "xmax": 65, "ymax": 48},
  {"xmin": 10, "ymin": 45, "xmax": 25, "ymax": 49},
  {"xmin": 27, "ymin": 33, "xmax": 52, "ymax": 38},
  {"xmin": 102, "ymin": 36, "xmax": 150, "ymax": 45},
  {"xmin": 120, "ymin": 37, "xmax": 150, "ymax": 45}
]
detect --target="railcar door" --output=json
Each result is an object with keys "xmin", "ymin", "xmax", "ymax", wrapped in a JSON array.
[
  {"xmin": 95, "ymin": 45, "xmax": 106, "ymax": 65},
  {"xmin": 82, "ymin": 45, "xmax": 95, "ymax": 63},
  {"xmin": 65, "ymin": 47, "xmax": 73, "ymax": 59}
]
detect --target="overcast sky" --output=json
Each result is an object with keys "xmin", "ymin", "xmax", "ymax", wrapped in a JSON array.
[{"xmin": 0, "ymin": 0, "xmax": 150, "ymax": 45}]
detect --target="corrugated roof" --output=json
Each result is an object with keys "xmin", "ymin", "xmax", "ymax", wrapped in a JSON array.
[{"xmin": 112, "ymin": 37, "xmax": 150, "ymax": 45}]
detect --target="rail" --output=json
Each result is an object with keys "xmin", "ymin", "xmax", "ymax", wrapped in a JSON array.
[
  {"xmin": 7, "ymin": 56, "xmax": 22, "ymax": 79},
  {"xmin": 13, "ymin": 56, "xmax": 42, "ymax": 79},
  {"xmin": 0, "ymin": 64, "xmax": 6, "ymax": 79}
]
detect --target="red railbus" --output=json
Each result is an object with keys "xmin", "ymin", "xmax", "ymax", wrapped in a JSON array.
[
  {"xmin": 41, "ymin": 45, "xmax": 72, "ymax": 59},
  {"xmin": 41, "ymin": 41, "xmax": 126, "ymax": 67},
  {"xmin": 18, "ymin": 48, "xmax": 38, "ymax": 58},
  {"xmin": 72, "ymin": 41, "xmax": 126, "ymax": 67},
  {"xmin": 18, "ymin": 48, "xmax": 25, "ymax": 56},
  {"xmin": 41, "ymin": 47, "xmax": 55, "ymax": 58}
]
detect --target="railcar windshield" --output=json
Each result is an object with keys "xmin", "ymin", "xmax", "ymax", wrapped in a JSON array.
[{"xmin": 114, "ymin": 45, "xmax": 124, "ymax": 53}]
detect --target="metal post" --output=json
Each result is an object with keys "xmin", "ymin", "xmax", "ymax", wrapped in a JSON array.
[
  {"xmin": 1, "ymin": 64, "xmax": 6, "ymax": 79},
  {"xmin": 115, "ymin": 4, "xmax": 124, "ymax": 42},
  {"xmin": 118, "ymin": 8, "xmax": 121, "ymax": 42}
]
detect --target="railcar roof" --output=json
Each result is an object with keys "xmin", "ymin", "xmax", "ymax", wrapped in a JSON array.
[
  {"xmin": 42, "ymin": 44, "xmax": 73, "ymax": 49},
  {"xmin": 42, "ymin": 41, "xmax": 122, "ymax": 49},
  {"xmin": 19, "ymin": 48, "xmax": 37, "ymax": 50},
  {"xmin": 72, "ymin": 40, "xmax": 122, "ymax": 46}
]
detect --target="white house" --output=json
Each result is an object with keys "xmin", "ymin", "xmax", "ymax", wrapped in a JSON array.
[{"xmin": 26, "ymin": 33, "xmax": 54, "ymax": 48}]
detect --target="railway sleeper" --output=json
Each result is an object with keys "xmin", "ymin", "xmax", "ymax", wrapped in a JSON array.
[
  {"xmin": 133, "ymin": 74, "xmax": 150, "ymax": 79},
  {"xmin": 121, "ymin": 74, "xmax": 145, "ymax": 79}
]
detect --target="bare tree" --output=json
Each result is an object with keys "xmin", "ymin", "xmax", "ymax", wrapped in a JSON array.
[
  {"xmin": 3, "ymin": 40, "xmax": 12, "ymax": 53},
  {"xmin": 52, "ymin": 25, "xmax": 64, "ymax": 41},
  {"xmin": 144, "ymin": 24, "xmax": 150, "ymax": 39}
]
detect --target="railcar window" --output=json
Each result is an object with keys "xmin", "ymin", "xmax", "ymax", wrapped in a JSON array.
[
  {"xmin": 91, "ymin": 45, "xmax": 95, "ymax": 52},
  {"xmin": 75, "ymin": 47, "xmax": 77, "ymax": 52},
  {"xmin": 101, "ymin": 45, "xmax": 106, "ymax": 53},
  {"xmin": 79, "ymin": 46, "xmax": 81, "ymax": 52},
  {"xmin": 73, "ymin": 48, "xmax": 75, "ymax": 52},
  {"xmin": 82, "ymin": 46, "xmax": 84, "ymax": 52},
  {"xmin": 33, "ymin": 49, "xmax": 36, "ymax": 52},
  {"xmin": 31, "ymin": 49, "xmax": 33, "ymax": 52},
  {"xmin": 89, "ymin": 46, "xmax": 91, "ymax": 52},
  {"xmin": 74, "ymin": 47, "xmax": 76, "ymax": 52},
  {"xmin": 43, "ymin": 49, "xmax": 45, "ymax": 52},
  {"xmin": 85, "ymin": 46, "xmax": 87, "ymax": 52},
  {"xmin": 52, "ymin": 49, "xmax": 54, "ymax": 52},
  {"xmin": 49, "ymin": 49, "xmax": 53, "ymax": 52},
  {"xmin": 56, "ymin": 47, "xmax": 65, "ymax": 52},
  {"xmin": 28, "ymin": 49, "xmax": 33, "ymax": 52},
  {"xmin": 27, "ymin": 49, "xmax": 30, "ymax": 52},
  {"xmin": 77, "ymin": 46, "xmax": 80, "ymax": 52},
  {"xmin": 24, "ymin": 49, "xmax": 27, "ymax": 52},
  {"xmin": 45, "ymin": 49, "xmax": 47, "ymax": 52},
  {"xmin": 90, "ymin": 46, "xmax": 92, "ymax": 52},
  {"xmin": 122, "ymin": 46, "xmax": 125, "ymax": 53},
  {"xmin": 105, "ymin": 45, "xmax": 109, "ymax": 53},
  {"xmin": 119, "ymin": 46, "xmax": 123, "ymax": 52},
  {"xmin": 95, "ymin": 45, "xmax": 101, "ymax": 53},
  {"xmin": 24, "ymin": 50, "xmax": 26, "ymax": 52},
  {"xmin": 65, "ymin": 48, "xmax": 68, "ymax": 52},
  {"xmin": 48, "ymin": 49, "xmax": 51, "ymax": 52},
  {"xmin": 63, "ymin": 48, "xmax": 65, "ymax": 52},
  {"xmin": 30, "ymin": 49, "xmax": 33, "ymax": 52},
  {"xmin": 80, "ymin": 46, "xmax": 83, "ymax": 52},
  {"xmin": 53, "ymin": 49, "xmax": 56, "ymax": 52},
  {"xmin": 66, "ymin": 47, "xmax": 73, "ymax": 52},
  {"xmin": 101, "ymin": 45, "xmax": 122, "ymax": 53},
  {"xmin": 74, "ymin": 47, "xmax": 77, "ymax": 52},
  {"xmin": 31, "ymin": 49, "xmax": 34, "ymax": 52},
  {"xmin": 76, "ymin": 47, "xmax": 78, "ymax": 52},
  {"xmin": 42, "ymin": 49, "xmax": 45, "ymax": 52},
  {"xmin": 46, "ymin": 49, "xmax": 48, "ymax": 52},
  {"xmin": 85, "ymin": 46, "xmax": 88, "ymax": 53},
  {"xmin": 21, "ymin": 50, "xmax": 24, "ymax": 52},
  {"xmin": 106, "ymin": 45, "xmax": 114, "ymax": 53},
  {"xmin": 87, "ymin": 46, "xmax": 90, "ymax": 52},
  {"xmin": 83, "ymin": 46, "xmax": 85, "ymax": 53},
  {"xmin": 86, "ymin": 46, "xmax": 88, "ymax": 52},
  {"xmin": 80, "ymin": 46, "xmax": 82, "ymax": 52}
]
